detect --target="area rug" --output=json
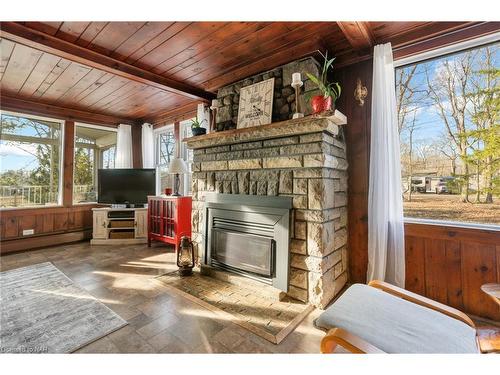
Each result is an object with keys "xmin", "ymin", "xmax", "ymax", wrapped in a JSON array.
[
  {"xmin": 0, "ymin": 262, "xmax": 127, "ymax": 353},
  {"xmin": 154, "ymin": 270, "xmax": 314, "ymax": 344}
]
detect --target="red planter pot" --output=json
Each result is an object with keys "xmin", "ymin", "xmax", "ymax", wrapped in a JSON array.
[{"xmin": 311, "ymin": 95, "xmax": 333, "ymax": 114}]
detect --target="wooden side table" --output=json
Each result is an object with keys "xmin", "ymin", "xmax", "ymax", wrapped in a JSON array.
[{"xmin": 481, "ymin": 283, "xmax": 500, "ymax": 306}]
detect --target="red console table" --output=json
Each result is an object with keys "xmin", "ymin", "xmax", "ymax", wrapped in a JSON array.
[{"xmin": 147, "ymin": 196, "xmax": 192, "ymax": 248}]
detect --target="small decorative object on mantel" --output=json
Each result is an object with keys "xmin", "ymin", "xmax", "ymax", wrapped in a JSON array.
[
  {"xmin": 354, "ymin": 78, "xmax": 368, "ymax": 106},
  {"xmin": 237, "ymin": 78, "xmax": 274, "ymax": 129},
  {"xmin": 177, "ymin": 236, "xmax": 195, "ymax": 276},
  {"xmin": 306, "ymin": 51, "xmax": 341, "ymax": 115},
  {"xmin": 190, "ymin": 117, "xmax": 207, "ymax": 136},
  {"xmin": 209, "ymin": 99, "xmax": 219, "ymax": 132},
  {"xmin": 291, "ymin": 72, "xmax": 304, "ymax": 119}
]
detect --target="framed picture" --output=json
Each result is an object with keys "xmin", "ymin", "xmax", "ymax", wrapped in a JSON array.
[{"xmin": 237, "ymin": 78, "xmax": 274, "ymax": 129}]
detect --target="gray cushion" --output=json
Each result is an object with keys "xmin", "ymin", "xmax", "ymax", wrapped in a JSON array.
[{"xmin": 316, "ymin": 284, "xmax": 478, "ymax": 353}]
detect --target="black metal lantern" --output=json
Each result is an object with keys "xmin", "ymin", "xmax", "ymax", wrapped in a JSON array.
[{"xmin": 177, "ymin": 236, "xmax": 195, "ymax": 276}]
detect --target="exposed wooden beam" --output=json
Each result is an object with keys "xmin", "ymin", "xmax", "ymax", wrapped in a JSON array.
[
  {"xmin": 337, "ymin": 22, "xmax": 374, "ymax": 51},
  {"xmin": 0, "ymin": 94, "xmax": 133, "ymax": 126},
  {"xmin": 0, "ymin": 22, "xmax": 215, "ymax": 101}
]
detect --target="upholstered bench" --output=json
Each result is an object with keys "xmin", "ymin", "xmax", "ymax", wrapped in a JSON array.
[{"xmin": 315, "ymin": 282, "xmax": 480, "ymax": 353}]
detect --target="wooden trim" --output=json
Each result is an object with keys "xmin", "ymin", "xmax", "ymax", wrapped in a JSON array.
[
  {"xmin": 321, "ymin": 328, "xmax": 385, "ymax": 354},
  {"xmin": 1, "ymin": 229, "xmax": 91, "ymax": 255},
  {"xmin": 405, "ymin": 222, "xmax": 500, "ymax": 245},
  {"xmin": 131, "ymin": 124, "xmax": 142, "ymax": 168},
  {"xmin": 0, "ymin": 94, "xmax": 131, "ymax": 126},
  {"xmin": 148, "ymin": 102, "xmax": 199, "ymax": 127},
  {"xmin": 393, "ymin": 22, "xmax": 500, "ymax": 60},
  {"xmin": 337, "ymin": 22, "xmax": 374, "ymax": 51},
  {"xmin": 63, "ymin": 121, "xmax": 75, "ymax": 207},
  {"xmin": 368, "ymin": 280, "xmax": 476, "ymax": 328},
  {"xmin": 0, "ymin": 22, "xmax": 215, "ymax": 101}
]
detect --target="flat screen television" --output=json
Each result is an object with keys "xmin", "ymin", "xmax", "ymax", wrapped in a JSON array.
[{"xmin": 98, "ymin": 168, "xmax": 156, "ymax": 206}]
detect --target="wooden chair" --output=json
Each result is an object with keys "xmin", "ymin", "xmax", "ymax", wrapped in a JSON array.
[{"xmin": 318, "ymin": 280, "xmax": 481, "ymax": 354}]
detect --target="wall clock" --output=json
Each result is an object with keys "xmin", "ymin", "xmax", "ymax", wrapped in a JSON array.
[{"xmin": 237, "ymin": 78, "xmax": 275, "ymax": 129}]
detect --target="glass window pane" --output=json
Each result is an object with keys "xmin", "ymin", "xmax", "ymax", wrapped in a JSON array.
[
  {"xmin": 396, "ymin": 42, "xmax": 499, "ymax": 225},
  {"xmin": 73, "ymin": 124, "xmax": 116, "ymax": 204},
  {"xmin": 1, "ymin": 113, "xmax": 62, "ymax": 208}
]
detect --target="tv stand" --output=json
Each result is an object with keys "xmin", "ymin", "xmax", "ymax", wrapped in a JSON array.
[{"xmin": 91, "ymin": 207, "xmax": 148, "ymax": 245}]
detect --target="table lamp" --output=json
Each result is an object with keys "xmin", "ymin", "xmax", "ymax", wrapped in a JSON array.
[{"xmin": 168, "ymin": 158, "xmax": 188, "ymax": 196}]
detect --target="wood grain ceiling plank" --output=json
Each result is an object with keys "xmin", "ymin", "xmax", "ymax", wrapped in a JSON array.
[
  {"xmin": 203, "ymin": 37, "xmax": 320, "ymax": 91},
  {"xmin": 18, "ymin": 53, "xmax": 62, "ymax": 97},
  {"xmin": 71, "ymin": 72, "xmax": 115, "ymax": 103},
  {"xmin": 192, "ymin": 22, "xmax": 326, "ymax": 87},
  {"xmin": 2, "ymin": 22, "xmax": 215, "ymax": 101},
  {"xmin": 23, "ymin": 22, "xmax": 62, "ymax": 36},
  {"xmin": 336, "ymin": 22, "xmax": 374, "ymax": 51},
  {"xmin": 87, "ymin": 22, "xmax": 147, "ymax": 55},
  {"xmin": 77, "ymin": 75, "xmax": 131, "ymax": 107},
  {"xmin": 124, "ymin": 22, "xmax": 191, "ymax": 64},
  {"xmin": 143, "ymin": 101, "xmax": 198, "ymax": 125},
  {"xmin": 89, "ymin": 81, "xmax": 144, "ymax": 110},
  {"xmin": 41, "ymin": 62, "xmax": 91, "ymax": 101},
  {"xmin": 56, "ymin": 22, "xmax": 92, "ymax": 43},
  {"xmin": 154, "ymin": 22, "xmax": 262, "ymax": 75},
  {"xmin": 107, "ymin": 85, "xmax": 160, "ymax": 114},
  {"xmin": 182, "ymin": 22, "xmax": 304, "ymax": 85},
  {"xmin": 110, "ymin": 22, "xmax": 174, "ymax": 61},
  {"xmin": 56, "ymin": 68, "xmax": 107, "ymax": 104},
  {"xmin": 136, "ymin": 22, "xmax": 227, "ymax": 72},
  {"xmin": 0, "ymin": 93, "xmax": 134, "ymax": 125},
  {"xmin": 0, "ymin": 39, "xmax": 15, "ymax": 81},
  {"xmin": 1, "ymin": 43, "xmax": 43, "ymax": 94},
  {"xmin": 166, "ymin": 22, "xmax": 271, "ymax": 78},
  {"xmin": 31, "ymin": 59, "xmax": 72, "ymax": 98},
  {"xmin": 97, "ymin": 84, "xmax": 149, "ymax": 112},
  {"xmin": 74, "ymin": 22, "xmax": 109, "ymax": 47}
]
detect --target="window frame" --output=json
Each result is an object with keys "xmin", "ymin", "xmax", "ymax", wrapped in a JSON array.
[
  {"xmin": 0, "ymin": 110, "xmax": 65, "ymax": 210},
  {"xmin": 154, "ymin": 123, "xmax": 175, "ymax": 195},
  {"xmin": 393, "ymin": 34, "xmax": 500, "ymax": 229},
  {"xmin": 72, "ymin": 122, "xmax": 117, "ymax": 205}
]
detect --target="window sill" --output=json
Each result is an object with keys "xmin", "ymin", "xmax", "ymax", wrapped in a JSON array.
[{"xmin": 404, "ymin": 217, "xmax": 500, "ymax": 232}]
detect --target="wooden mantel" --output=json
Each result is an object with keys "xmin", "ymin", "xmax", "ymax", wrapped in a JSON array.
[{"xmin": 184, "ymin": 111, "xmax": 347, "ymax": 149}]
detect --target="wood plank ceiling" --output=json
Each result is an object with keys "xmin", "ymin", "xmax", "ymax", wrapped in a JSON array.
[{"xmin": 0, "ymin": 21, "xmax": 497, "ymax": 125}]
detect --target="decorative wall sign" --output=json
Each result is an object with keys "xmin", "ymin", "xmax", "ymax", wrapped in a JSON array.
[
  {"xmin": 354, "ymin": 78, "xmax": 368, "ymax": 106},
  {"xmin": 237, "ymin": 78, "xmax": 275, "ymax": 128}
]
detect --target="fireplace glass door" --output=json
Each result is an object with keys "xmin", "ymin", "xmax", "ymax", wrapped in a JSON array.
[{"xmin": 212, "ymin": 229, "xmax": 274, "ymax": 277}]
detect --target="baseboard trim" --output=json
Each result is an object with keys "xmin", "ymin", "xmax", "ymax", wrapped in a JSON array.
[{"xmin": 0, "ymin": 230, "xmax": 92, "ymax": 255}]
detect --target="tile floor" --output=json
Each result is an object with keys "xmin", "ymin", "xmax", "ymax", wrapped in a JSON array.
[{"xmin": 0, "ymin": 242, "xmax": 325, "ymax": 353}]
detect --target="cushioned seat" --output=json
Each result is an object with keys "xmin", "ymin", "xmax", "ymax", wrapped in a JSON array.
[{"xmin": 316, "ymin": 284, "xmax": 479, "ymax": 353}]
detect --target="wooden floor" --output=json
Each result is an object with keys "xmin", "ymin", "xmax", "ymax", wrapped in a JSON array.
[{"xmin": 0, "ymin": 241, "xmax": 324, "ymax": 353}]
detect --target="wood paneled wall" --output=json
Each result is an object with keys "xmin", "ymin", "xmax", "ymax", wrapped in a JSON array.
[
  {"xmin": 405, "ymin": 223, "xmax": 500, "ymax": 321},
  {"xmin": 335, "ymin": 59, "xmax": 373, "ymax": 284}
]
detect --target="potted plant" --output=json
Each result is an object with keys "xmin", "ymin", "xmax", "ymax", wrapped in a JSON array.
[
  {"xmin": 306, "ymin": 51, "xmax": 341, "ymax": 114},
  {"xmin": 190, "ymin": 118, "xmax": 207, "ymax": 136}
]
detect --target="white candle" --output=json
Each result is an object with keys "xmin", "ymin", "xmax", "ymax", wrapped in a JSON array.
[{"xmin": 292, "ymin": 72, "xmax": 302, "ymax": 85}]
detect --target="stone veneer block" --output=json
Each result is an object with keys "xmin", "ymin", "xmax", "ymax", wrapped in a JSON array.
[
  {"xmin": 186, "ymin": 114, "xmax": 348, "ymax": 309},
  {"xmin": 228, "ymin": 159, "xmax": 262, "ymax": 170}
]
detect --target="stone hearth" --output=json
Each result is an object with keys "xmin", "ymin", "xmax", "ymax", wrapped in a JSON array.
[{"xmin": 185, "ymin": 112, "xmax": 348, "ymax": 308}]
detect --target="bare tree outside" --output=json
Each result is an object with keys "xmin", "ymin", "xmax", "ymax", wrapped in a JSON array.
[{"xmin": 395, "ymin": 42, "xmax": 499, "ymax": 225}]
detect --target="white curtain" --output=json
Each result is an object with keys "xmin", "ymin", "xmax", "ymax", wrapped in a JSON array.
[
  {"xmin": 367, "ymin": 43, "xmax": 405, "ymax": 287},
  {"xmin": 141, "ymin": 123, "xmax": 155, "ymax": 168},
  {"xmin": 115, "ymin": 124, "xmax": 133, "ymax": 168}
]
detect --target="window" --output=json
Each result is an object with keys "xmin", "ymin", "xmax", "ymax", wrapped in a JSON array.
[
  {"xmin": 0, "ymin": 111, "xmax": 64, "ymax": 208},
  {"xmin": 395, "ymin": 41, "xmax": 499, "ymax": 226},
  {"xmin": 155, "ymin": 125, "xmax": 176, "ymax": 193},
  {"xmin": 73, "ymin": 124, "xmax": 117, "ymax": 204},
  {"xmin": 154, "ymin": 119, "xmax": 195, "ymax": 196}
]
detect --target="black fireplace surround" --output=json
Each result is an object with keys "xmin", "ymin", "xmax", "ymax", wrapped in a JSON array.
[{"xmin": 203, "ymin": 193, "xmax": 292, "ymax": 292}]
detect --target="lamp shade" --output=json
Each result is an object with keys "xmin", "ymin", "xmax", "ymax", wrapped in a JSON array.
[{"xmin": 168, "ymin": 158, "xmax": 188, "ymax": 174}]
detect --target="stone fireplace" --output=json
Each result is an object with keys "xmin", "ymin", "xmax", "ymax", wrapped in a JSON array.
[{"xmin": 186, "ymin": 113, "xmax": 348, "ymax": 308}]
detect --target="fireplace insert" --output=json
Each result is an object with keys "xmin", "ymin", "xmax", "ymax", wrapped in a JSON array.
[{"xmin": 204, "ymin": 193, "xmax": 292, "ymax": 291}]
